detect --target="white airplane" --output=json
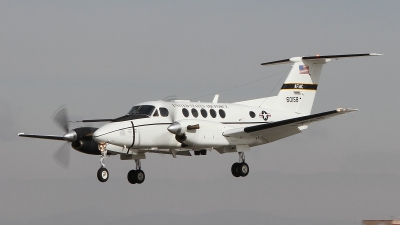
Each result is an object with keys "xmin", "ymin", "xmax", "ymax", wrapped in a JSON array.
[{"xmin": 18, "ymin": 53, "xmax": 381, "ymax": 184}]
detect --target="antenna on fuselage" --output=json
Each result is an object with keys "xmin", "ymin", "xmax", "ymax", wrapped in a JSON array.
[{"xmin": 212, "ymin": 94, "xmax": 219, "ymax": 103}]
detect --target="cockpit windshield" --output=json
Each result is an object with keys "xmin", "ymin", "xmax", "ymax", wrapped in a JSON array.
[{"xmin": 127, "ymin": 105, "xmax": 155, "ymax": 116}]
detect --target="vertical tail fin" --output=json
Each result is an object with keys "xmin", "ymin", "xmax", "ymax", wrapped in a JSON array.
[
  {"xmin": 275, "ymin": 57, "xmax": 326, "ymax": 115},
  {"xmin": 261, "ymin": 53, "xmax": 382, "ymax": 115}
]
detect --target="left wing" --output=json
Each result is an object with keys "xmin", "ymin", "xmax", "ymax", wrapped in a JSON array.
[
  {"xmin": 223, "ymin": 108, "xmax": 357, "ymax": 143},
  {"xmin": 18, "ymin": 133, "xmax": 65, "ymax": 141}
]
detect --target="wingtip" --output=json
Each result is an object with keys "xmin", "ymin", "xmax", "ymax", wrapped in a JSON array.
[
  {"xmin": 18, "ymin": 133, "xmax": 24, "ymax": 136},
  {"xmin": 370, "ymin": 53, "xmax": 384, "ymax": 56},
  {"xmin": 337, "ymin": 108, "xmax": 358, "ymax": 113}
]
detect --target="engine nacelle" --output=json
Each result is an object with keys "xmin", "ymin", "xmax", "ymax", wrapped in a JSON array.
[
  {"xmin": 70, "ymin": 127, "xmax": 100, "ymax": 155},
  {"xmin": 71, "ymin": 140, "xmax": 101, "ymax": 155},
  {"xmin": 168, "ymin": 119, "xmax": 232, "ymax": 148}
]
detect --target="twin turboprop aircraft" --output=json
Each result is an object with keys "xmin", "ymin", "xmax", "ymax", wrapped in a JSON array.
[{"xmin": 18, "ymin": 53, "xmax": 381, "ymax": 184}]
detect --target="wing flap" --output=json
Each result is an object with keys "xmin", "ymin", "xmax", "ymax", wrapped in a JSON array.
[
  {"xmin": 139, "ymin": 149, "xmax": 192, "ymax": 156},
  {"xmin": 257, "ymin": 126, "xmax": 301, "ymax": 143}
]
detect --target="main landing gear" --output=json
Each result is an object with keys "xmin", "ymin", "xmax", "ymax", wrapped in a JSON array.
[
  {"xmin": 127, "ymin": 159, "xmax": 145, "ymax": 184},
  {"xmin": 231, "ymin": 152, "xmax": 249, "ymax": 177},
  {"xmin": 97, "ymin": 143, "xmax": 109, "ymax": 182}
]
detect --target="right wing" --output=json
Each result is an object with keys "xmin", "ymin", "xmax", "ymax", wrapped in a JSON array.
[{"xmin": 223, "ymin": 108, "xmax": 357, "ymax": 143}]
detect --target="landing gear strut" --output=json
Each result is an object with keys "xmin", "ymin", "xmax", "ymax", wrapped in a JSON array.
[
  {"xmin": 97, "ymin": 143, "xmax": 109, "ymax": 182},
  {"xmin": 127, "ymin": 159, "xmax": 145, "ymax": 184},
  {"xmin": 231, "ymin": 152, "xmax": 249, "ymax": 177}
]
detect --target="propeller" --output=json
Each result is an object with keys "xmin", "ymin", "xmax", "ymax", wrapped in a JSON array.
[
  {"xmin": 52, "ymin": 142, "xmax": 70, "ymax": 168},
  {"xmin": 162, "ymin": 95, "xmax": 179, "ymax": 123},
  {"xmin": 51, "ymin": 106, "xmax": 71, "ymax": 168},
  {"xmin": 52, "ymin": 105, "xmax": 69, "ymax": 133},
  {"xmin": 162, "ymin": 95, "xmax": 179, "ymax": 102},
  {"xmin": 19, "ymin": 106, "xmax": 101, "ymax": 168}
]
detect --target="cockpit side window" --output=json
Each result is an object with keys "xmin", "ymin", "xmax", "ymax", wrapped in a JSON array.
[
  {"xmin": 127, "ymin": 105, "xmax": 156, "ymax": 116},
  {"xmin": 153, "ymin": 109, "xmax": 159, "ymax": 117}
]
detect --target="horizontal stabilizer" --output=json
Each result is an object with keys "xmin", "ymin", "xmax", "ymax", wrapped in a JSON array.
[{"xmin": 261, "ymin": 53, "xmax": 382, "ymax": 66}]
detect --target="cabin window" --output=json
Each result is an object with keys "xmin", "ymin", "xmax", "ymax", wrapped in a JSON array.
[
  {"xmin": 200, "ymin": 108, "xmax": 207, "ymax": 118},
  {"xmin": 210, "ymin": 109, "xmax": 217, "ymax": 118},
  {"xmin": 153, "ymin": 109, "xmax": 159, "ymax": 117},
  {"xmin": 191, "ymin": 108, "xmax": 198, "ymax": 118},
  {"xmin": 249, "ymin": 111, "xmax": 255, "ymax": 118},
  {"xmin": 182, "ymin": 108, "xmax": 189, "ymax": 117},
  {"xmin": 160, "ymin": 107, "xmax": 169, "ymax": 117},
  {"xmin": 219, "ymin": 109, "xmax": 226, "ymax": 118}
]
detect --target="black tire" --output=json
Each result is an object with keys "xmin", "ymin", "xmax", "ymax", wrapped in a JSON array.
[
  {"xmin": 238, "ymin": 163, "xmax": 249, "ymax": 177},
  {"xmin": 127, "ymin": 170, "xmax": 136, "ymax": 184},
  {"xmin": 194, "ymin": 151, "xmax": 200, "ymax": 156},
  {"xmin": 135, "ymin": 170, "xmax": 145, "ymax": 184},
  {"xmin": 97, "ymin": 167, "xmax": 109, "ymax": 182},
  {"xmin": 231, "ymin": 163, "xmax": 240, "ymax": 177},
  {"xmin": 200, "ymin": 149, "xmax": 207, "ymax": 155}
]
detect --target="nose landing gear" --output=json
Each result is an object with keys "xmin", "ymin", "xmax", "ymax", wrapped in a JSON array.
[
  {"xmin": 231, "ymin": 152, "xmax": 249, "ymax": 177},
  {"xmin": 97, "ymin": 143, "xmax": 109, "ymax": 182},
  {"xmin": 127, "ymin": 159, "xmax": 145, "ymax": 184}
]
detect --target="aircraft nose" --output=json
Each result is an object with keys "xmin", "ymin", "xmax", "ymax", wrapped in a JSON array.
[
  {"xmin": 93, "ymin": 128, "xmax": 105, "ymax": 143},
  {"xmin": 93, "ymin": 121, "xmax": 131, "ymax": 145},
  {"xmin": 93, "ymin": 124, "xmax": 115, "ymax": 143}
]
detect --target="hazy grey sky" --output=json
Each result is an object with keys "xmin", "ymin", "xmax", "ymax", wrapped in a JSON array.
[{"xmin": 0, "ymin": 1, "xmax": 399, "ymax": 224}]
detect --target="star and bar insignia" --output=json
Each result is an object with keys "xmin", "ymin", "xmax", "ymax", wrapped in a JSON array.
[{"xmin": 259, "ymin": 111, "xmax": 271, "ymax": 121}]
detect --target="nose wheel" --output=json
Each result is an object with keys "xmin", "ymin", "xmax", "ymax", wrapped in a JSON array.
[
  {"xmin": 231, "ymin": 152, "xmax": 249, "ymax": 177},
  {"xmin": 127, "ymin": 159, "xmax": 145, "ymax": 184},
  {"xmin": 97, "ymin": 167, "xmax": 109, "ymax": 182}
]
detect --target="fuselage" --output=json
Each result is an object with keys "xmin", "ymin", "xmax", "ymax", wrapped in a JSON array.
[{"xmin": 93, "ymin": 100, "xmax": 298, "ymax": 154}]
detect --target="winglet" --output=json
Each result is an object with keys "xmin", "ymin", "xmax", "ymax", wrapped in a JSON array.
[{"xmin": 369, "ymin": 53, "xmax": 384, "ymax": 56}]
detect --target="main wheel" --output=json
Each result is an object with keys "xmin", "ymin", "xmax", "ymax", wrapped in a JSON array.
[
  {"xmin": 97, "ymin": 167, "xmax": 109, "ymax": 182},
  {"xmin": 127, "ymin": 170, "xmax": 137, "ymax": 184},
  {"xmin": 231, "ymin": 163, "xmax": 240, "ymax": 177},
  {"xmin": 238, "ymin": 163, "xmax": 249, "ymax": 177},
  {"xmin": 135, "ymin": 170, "xmax": 145, "ymax": 184}
]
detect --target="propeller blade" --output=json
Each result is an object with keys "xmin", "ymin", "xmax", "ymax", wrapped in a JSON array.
[
  {"xmin": 162, "ymin": 95, "xmax": 179, "ymax": 123},
  {"xmin": 162, "ymin": 95, "xmax": 179, "ymax": 101},
  {"xmin": 52, "ymin": 142, "xmax": 70, "ymax": 169},
  {"xmin": 52, "ymin": 105, "xmax": 69, "ymax": 133}
]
